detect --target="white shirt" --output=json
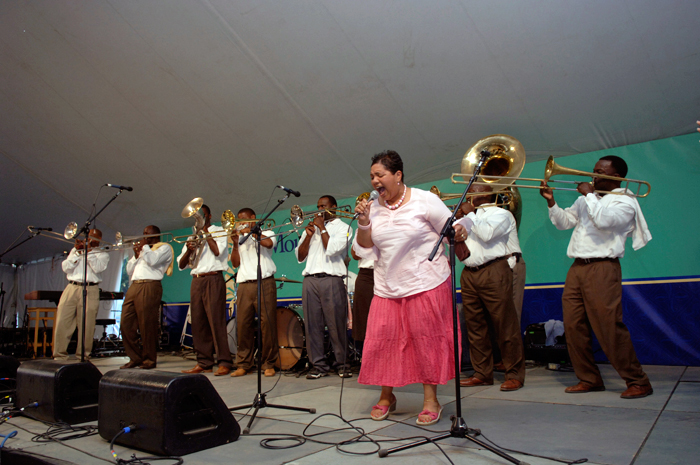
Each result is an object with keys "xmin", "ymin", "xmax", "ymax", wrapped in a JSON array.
[
  {"xmin": 295, "ymin": 218, "xmax": 353, "ymax": 277},
  {"xmin": 548, "ymin": 189, "xmax": 651, "ymax": 259},
  {"xmin": 235, "ymin": 230, "xmax": 277, "ymax": 283},
  {"xmin": 177, "ymin": 224, "xmax": 229, "ymax": 275},
  {"xmin": 126, "ymin": 244, "xmax": 173, "ymax": 282},
  {"xmin": 62, "ymin": 248, "xmax": 110, "ymax": 283},
  {"xmin": 457, "ymin": 205, "xmax": 514, "ymax": 268},
  {"xmin": 357, "ymin": 256, "xmax": 375, "ymax": 269}
]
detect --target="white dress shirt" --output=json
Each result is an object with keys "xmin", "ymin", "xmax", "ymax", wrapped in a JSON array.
[
  {"xmin": 177, "ymin": 224, "xmax": 229, "ymax": 275},
  {"xmin": 457, "ymin": 205, "xmax": 515, "ymax": 268},
  {"xmin": 548, "ymin": 189, "xmax": 652, "ymax": 259},
  {"xmin": 235, "ymin": 230, "xmax": 277, "ymax": 283},
  {"xmin": 126, "ymin": 244, "xmax": 174, "ymax": 282},
  {"xmin": 295, "ymin": 218, "xmax": 353, "ymax": 277},
  {"xmin": 62, "ymin": 248, "xmax": 110, "ymax": 283}
]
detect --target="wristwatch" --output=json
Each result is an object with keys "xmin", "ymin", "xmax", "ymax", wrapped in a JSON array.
[{"xmin": 320, "ymin": 229, "xmax": 327, "ymax": 234}]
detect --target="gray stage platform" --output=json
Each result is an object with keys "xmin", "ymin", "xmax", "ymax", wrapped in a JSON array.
[{"xmin": 1, "ymin": 354, "xmax": 698, "ymax": 465}]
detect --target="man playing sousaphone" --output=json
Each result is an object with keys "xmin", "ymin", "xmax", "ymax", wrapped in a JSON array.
[
  {"xmin": 120, "ymin": 225, "xmax": 174, "ymax": 369},
  {"xmin": 54, "ymin": 229, "xmax": 109, "ymax": 360},
  {"xmin": 229, "ymin": 208, "xmax": 279, "ymax": 377}
]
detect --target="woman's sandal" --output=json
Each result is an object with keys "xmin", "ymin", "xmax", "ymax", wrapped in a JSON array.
[
  {"xmin": 370, "ymin": 396, "xmax": 397, "ymax": 421},
  {"xmin": 416, "ymin": 406, "xmax": 443, "ymax": 426}
]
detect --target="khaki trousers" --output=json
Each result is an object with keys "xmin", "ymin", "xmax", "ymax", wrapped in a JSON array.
[
  {"xmin": 461, "ymin": 259, "xmax": 525, "ymax": 383},
  {"xmin": 121, "ymin": 281, "xmax": 162, "ymax": 365},
  {"xmin": 236, "ymin": 277, "xmax": 278, "ymax": 370},
  {"xmin": 562, "ymin": 259, "xmax": 649, "ymax": 387},
  {"xmin": 53, "ymin": 283, "xmax": 100, "ymax": 359}
]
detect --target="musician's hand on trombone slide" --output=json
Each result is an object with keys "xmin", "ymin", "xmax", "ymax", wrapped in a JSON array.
[{"xmin": 539, "ymin": 181, "xmax": 555, "ymax": 207}]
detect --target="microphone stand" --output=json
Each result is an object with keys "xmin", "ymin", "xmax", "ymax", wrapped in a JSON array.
[
  {"xmin": 378, "ymin": 151, "xmax": 525, "ymax": 465},
  {"xmin": 229, "ymin": 192, "xmax": 315, "ymax": 434},
  {"xmin": 76, "ymin": 189, "xmax": 126, "ymax": 363}
]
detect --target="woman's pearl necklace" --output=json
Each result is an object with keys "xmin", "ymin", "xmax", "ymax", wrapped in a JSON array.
[{"xmin": 386, "ymin": 184, "xmax": 407, "ymax": 210}]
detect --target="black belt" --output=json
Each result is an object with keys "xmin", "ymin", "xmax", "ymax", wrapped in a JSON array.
[
  {"xmin": 69, "ymin": 281, "xmax": 98, "ymax": 286},
  {"xmin": 132, "ymin": 279, "xmax": 160, "ymax": 284},
  {"xmin": 574, "ymin": 257, "xmax": 619, "ymax": 265},
  {"xmin": 193, "ymin": 271, "xmax": 223, "ymax": 278},
  {"xmin": 511, "ymin": 252, "xmax": 522, "ymax": 262},
  {"xmin": 307, "ymin": 273, "xmax": 339, "ymax": 278},
  {"xmin": 465, "ymin": 256, "xmax": 507, "ymax": 272},
  {"xmin": 239, "ymin": 276, "xmax": 274, "ymax": 284}
]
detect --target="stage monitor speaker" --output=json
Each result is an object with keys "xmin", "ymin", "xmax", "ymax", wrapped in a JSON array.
[
  {"xmin": 16, "ymin": 360, "xmax": 102, "ymax": 425},
  {"xmin": 98, "ymin": 370, "xmax": 240, "ymax": 456}
]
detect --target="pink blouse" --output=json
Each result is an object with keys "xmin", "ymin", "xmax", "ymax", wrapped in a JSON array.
[{"xmin": 352, "ymin": 188, "xmax": 451, "ymax": 298}]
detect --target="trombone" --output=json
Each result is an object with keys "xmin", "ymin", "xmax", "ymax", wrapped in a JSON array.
[
  {"xmin": 115, "ymin": 231, "xmax": 173, "ymax": 247},
  {"xmin": 450, "ymin": 134, "xmax": 650, "ymax": 198},
  {"xmin": 290, "ymin": 204, "xmax": 354, "ymax": 226},
  {"xmin": 221, "ymin": 210, "xmax": 275, "ymax": 232},
  {"xmin": 430, "ymin": 186, "xmax": 516, "ymax": 210}
]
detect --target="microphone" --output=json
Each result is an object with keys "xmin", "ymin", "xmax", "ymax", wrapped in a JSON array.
[
  {"xmin": 277, "ymin": 185, "xmax": 301, "ymax": 197},
  {"xmin": 105, "ymin": 184, "xmax": 133, "ymax": 191},
  {"xmin": 353, "ymin": 190, "xmax": 379, "ymax": 219}
]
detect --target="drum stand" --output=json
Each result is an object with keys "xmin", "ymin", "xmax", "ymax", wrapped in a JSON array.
[
  {"xmin": 377, "ymin": 151, "xmax": 524, "ymax": 465},
  {"xmin": 229, "ymin": 192, "xmax": 315, "ymax": 434}
]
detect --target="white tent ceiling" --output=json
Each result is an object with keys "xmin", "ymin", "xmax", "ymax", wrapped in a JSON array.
[{"xmin": 1, "ymin": 0, "xmax": 699, "ymax": 264}]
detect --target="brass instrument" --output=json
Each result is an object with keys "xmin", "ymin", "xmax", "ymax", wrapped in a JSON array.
[
  {"xmin": 450, "ymin": 135, "xmax": 650, "ymax": 198},
  {"xmin": 115, "ymin": 231, "xmax": 173, "ymax": 247},
  {"xmin": 430, "ymin": 185, "xmax": 516, "ymax": 210},
  {"xmin": 220, "ymin": 210, "xmax": 275, "ymax": 232},
  {"xmin": 290, "ymin": 204, "xmax": 354, "ymax": 226},
  {"xmin": 355, "ymin": 192, "xmax": 372, "ymax": 206},
  {"xmin": 181, "ymin": 197, "xmax": 206, "ymax": 268}
]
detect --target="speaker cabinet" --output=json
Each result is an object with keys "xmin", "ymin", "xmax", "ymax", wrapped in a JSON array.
[
  {"xmin": 98, "ymin": 370, "xmax": 240, "ymax": 456},
  {"xmin": 16, "ymin": 360, "xmax": 102, "ymax": 425}
]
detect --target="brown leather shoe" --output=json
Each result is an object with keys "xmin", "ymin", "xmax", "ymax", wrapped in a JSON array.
[
  {"xmin": 230, "ymin": 368, "xmax": 248, "ymax": 377},
  {"xmin": 120, "ymin": 361, "xmax": 140, "ymax": 369},
  {"xmin": 565, "ymin": 382, "xmax": 605, "ymax": 393},
  {"xmin": 460, "ymin": 376, "xmax": 494, "ymax": 387},
  {"xmin": 181, "ymin": 365, "xmax": 212, "ymax": 374},
  {"xmin": 500, "ymin": 379, "xmax": 524, "ymax": 391},
  {"xmin": 264, "ymin": 368, "xmax": 276, "ymax": 377},
  {"xmin": 621, "ymin": 384, "xmax": 653, "ymax": 399},
  {"xmin": 214, "ymin": 366, "xmax": 231, "ymax": 376},
  {"xmin": 139, "ymin": 361, "xmax": 157, "ymax": 370}
]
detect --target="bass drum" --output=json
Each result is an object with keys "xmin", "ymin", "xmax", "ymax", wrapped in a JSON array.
[{"xmin": 276, "ymin": 306, "xmax": 306, "ymax": 370}]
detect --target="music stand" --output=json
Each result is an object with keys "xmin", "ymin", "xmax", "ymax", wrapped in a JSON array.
[
  {"xmin": 378, "ymin": 151, "xmax": 524, "ymax": 465},
  {"xmin": 229, "ymin": 191, "xmax": 315, "ymax": 434}
]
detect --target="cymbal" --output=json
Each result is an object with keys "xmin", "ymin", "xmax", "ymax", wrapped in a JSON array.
[{"xmin": 275, "ymin": 276, "xmax": 302, "ymax": 284}]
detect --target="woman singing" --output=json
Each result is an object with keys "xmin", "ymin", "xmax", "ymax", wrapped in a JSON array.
[{"xmin": 353, "ymin": 150, "xmax": 466, "ymax": 426}]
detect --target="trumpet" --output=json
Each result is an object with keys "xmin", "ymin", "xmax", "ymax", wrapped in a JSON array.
[
  {"xmin": 290, "ymin": 204, "xmax": 354, "ymax": 226},
  {"xmin": 221, "ymin": 210, "xmax": 276, "ymax": 232},
  {"xmin": 450, "ymin": 135, "xmax": 651, "ymax": 198}
]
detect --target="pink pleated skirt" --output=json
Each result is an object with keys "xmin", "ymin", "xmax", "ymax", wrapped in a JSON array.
[{"xmin": 358, "ymin": 278, "xmax": 460, "ymax": 387}]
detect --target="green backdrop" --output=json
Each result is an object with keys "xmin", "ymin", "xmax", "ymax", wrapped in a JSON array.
[{"xmin": 161, "ymin": 133, "xmax": 700, "ymax": 304}]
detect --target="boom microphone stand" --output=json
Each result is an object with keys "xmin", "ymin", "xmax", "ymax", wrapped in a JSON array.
[
  {"xmin": 75, "ymin": 187, "xmax": 128, "ymax": 363},
  {"xmin": 229, "ymin": 191, "xmax": 315, "ymax": 434},
  {"xmin": 378, "ymin": 151, "xmax": 526, "ymax": 465}
]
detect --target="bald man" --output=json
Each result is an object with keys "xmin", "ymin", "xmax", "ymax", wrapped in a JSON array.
[
  {"xmin": 54, "ymin": 229, "xmax": 110, "ymax": 360},
  {"xmin": 121, "ymin": 225, "xmax": 174, "ymax": 369},
  {"xmin": 455, "ymin": 185, "xmax": 526, "ymax": 391}
]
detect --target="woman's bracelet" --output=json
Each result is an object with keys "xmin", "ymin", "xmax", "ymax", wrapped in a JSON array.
[{"xmin": 357, "ymin": 221, "xmax": 372, "ymax": 230}]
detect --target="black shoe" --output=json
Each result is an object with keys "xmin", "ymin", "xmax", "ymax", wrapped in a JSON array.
[
  {"xmin": 338, "ymin": 369, "xmax": 353, "ymax": 378},
  {"xmin": 306, "ymin": 369, "xmax": 329, "ymax": 379}
]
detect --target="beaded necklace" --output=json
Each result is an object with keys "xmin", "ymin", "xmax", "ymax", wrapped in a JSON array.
[{"xmin": 385, "ymin": 184, "xmax": 407, "ymax": 210}]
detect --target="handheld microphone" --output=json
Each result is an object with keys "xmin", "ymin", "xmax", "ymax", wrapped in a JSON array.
[
  {"xmin": 105, "ymin": 184, "xmax": 133, "ymax": 192},
  {"xmin": 353, "ymin": 190, "xmax": 379, "ymax": 219},
  {"xmin": 277, "ymin": 185, "xmax": 301, "ymax": 197}
]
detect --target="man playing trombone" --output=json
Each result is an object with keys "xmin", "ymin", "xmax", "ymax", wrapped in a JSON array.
[
  {"xmin": 178, "ymin": 205, "xmax": 233, "ymax": 376},
  {"xmin": 295, "ymin": 195, "xmax": 353, "ymax": 379},
  {"xmin": 540, "ymin": 155, "xmax": 653, "ymax": 398},
  {"xmin": 54, "ymin": 229, "xmax": 109, "ymax": 360},
  {"xmin": 121, "ymin": 225, "xmax": 173, "ymax": 369},
  {"xmin": 229, "ymin": 208, "xmax": 279, "ymax": 377}
]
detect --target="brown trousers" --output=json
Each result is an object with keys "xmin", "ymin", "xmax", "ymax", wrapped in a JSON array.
[
  {"xmin": 190, "ymin": 273, "xmax": 232, "ymax": 369},
  {"xmin": 562, "ymin": 259, "xmax": 649, "ymax": 387},
  {"xmin": 461, "ymin": 259, "xmax": 525, "ymax": 383},
  {"xmin": 236, "ymin": 277, "xmax": 279, "ymax": 370},
  {"xmin": 351, "ymin": 268, "xmax": 374, "ymax": 341},
  {"xmin": 121, "ymin": 281, "xmax": 162, "ymax": 365},
  {"xmin": 512, "ymin": 257, "xmax": 526, "ymax": 323}
]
